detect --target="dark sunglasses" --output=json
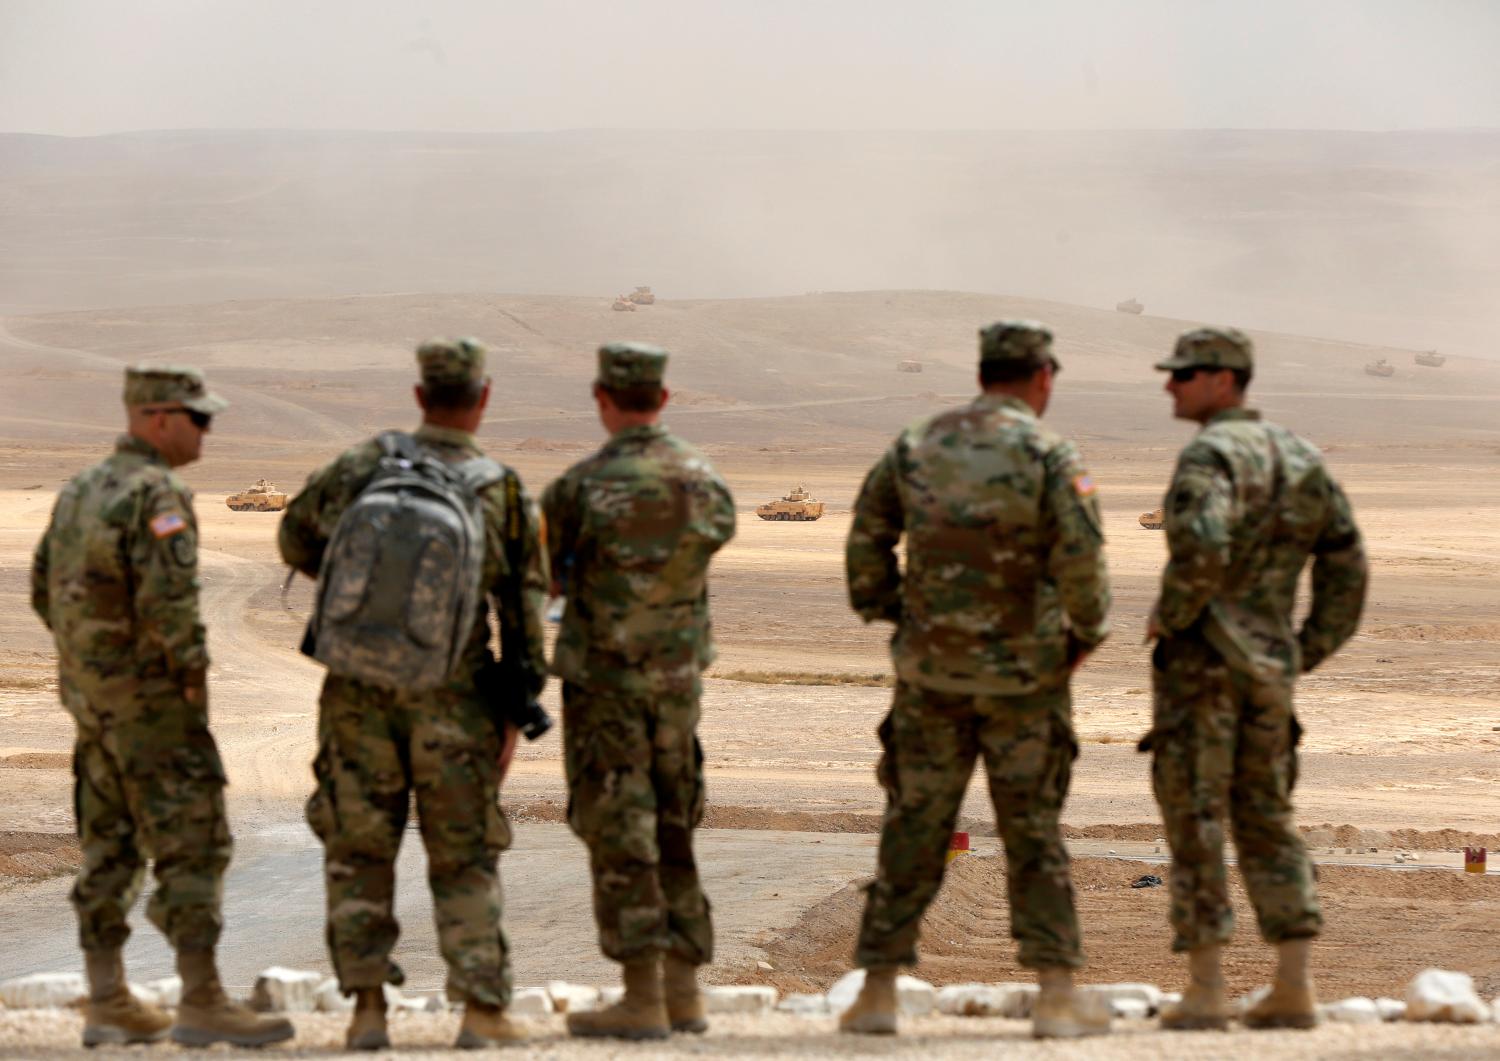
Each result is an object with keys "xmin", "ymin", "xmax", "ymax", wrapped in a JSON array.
[
  {"xmin": 142, "ymin": 406, "xmax": 213, "ymax": 429},
  {"xmin": 1169, "ymin": 366, "xmax": 1228, "ymax": 384}
]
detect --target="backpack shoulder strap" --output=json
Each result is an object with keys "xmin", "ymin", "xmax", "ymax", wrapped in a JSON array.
[
  {"xmin": 455, "ymin": 456, "xmax": 506, "ymax": 495},
  {"xmin": 375, "ymin": 430, "xmax": 419, "ymax": 463}
]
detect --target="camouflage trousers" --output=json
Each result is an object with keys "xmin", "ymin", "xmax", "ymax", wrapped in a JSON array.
[
  {"xmin": 1145, "ymin": 631, "xmax": 1321, "ymax": 952},
  {"xmin": 562, "ymin": 681, "xmax": 711, "ymax": 966},
  {"xmin": 856, "ymin": 681, "xmax": 1083, "ymax": 971},
  {"xmin": 67, "ymin": 679, "xmax": 231, "ymax": 954},
  {"xmin": 306, "ymin": 675, "xmax": 513, "ymax": 1006}
]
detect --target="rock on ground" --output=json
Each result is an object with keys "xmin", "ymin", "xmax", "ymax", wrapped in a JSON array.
[
  {"xmin": 1323, "ymin": 997, "xmax": 1380, "ymax": 1025},
  {"xmin": 704, "ymin": 985, "xmax": 777, "ymax": 1014},
  {"xmin": 251, "ymin": 967, "xmax": 324, "ymax": 1013},
  {"xmin": 509, "ymin": 988, "xmax": 554, "ymax": 1016},
  {"xmin": 1404, "ymin": 968, "xmax": 1490, "ymax": 1023},
  {"xmin": 546, "ymin": 981, "xmax": 600, "ymax": 1014},
  {"xmin": 0, "ymin": 972, "xmax": 85, "ymax": 1009},
  {"xmin": 936, "ymin": 983, "xmax": 1036, "ymax": 1018}
]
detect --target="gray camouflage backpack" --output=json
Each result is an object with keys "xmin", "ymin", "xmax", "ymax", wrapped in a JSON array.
[{"xmin": 310, "ymin": 431, "xmax": 502, "ymax": 690}]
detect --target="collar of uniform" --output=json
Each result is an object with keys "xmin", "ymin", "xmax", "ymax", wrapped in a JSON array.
[
  {"xmin": 610, "ymin": 423, "xmax": 668, "ymax": 443},
  {"xmin": 972, "ymin": 393, "xmax": 1037, "ymax": 419},
  {"xmin": 414, "ymin": 422, "xmax": 478, "ymax": 449},
  {"xmin": 115, "ymin": 433, "xmax": 166, "ymax": 462},
  {"xmin": 1206, "ymin": 407, "xmax": 1262, "ymax": 427}
]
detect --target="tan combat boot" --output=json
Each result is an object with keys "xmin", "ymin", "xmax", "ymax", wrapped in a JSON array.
[
  {"xmin": 80, "ymin": 948, "xmax": 172, "ymax": 1047},
  {"xmin": 663, "ymin": 953, "xmax": 708, "ymax": 1034},
  {"xmin": 1243, "ymin": 938, "xmax": 1318, "ymax": 1030},
  {"xmin": 455, "ymin": 1001, "xmax": 531, "ymax": 1049},
  {"xmin": 566, "ymin": 955, "xmax": 670, "ymax": 1040},
  {"xmin": 1161, "ymin": 944, "xmax": 1231, "ymax": 1031},
  {"xmin": 1032, "ymin": 967, "xmax": 1112, "ymax": 1039},
  {"xmin": 171, "ymin": 948, "xmax": 295, "ymax": 1047},
  {"xmin": 838, "ymin": 967, "xmax": 897, "ymax": 1035},
  {"xmin": 345, "ymin": 987, "xmax": 389, "ymax": 1051}
]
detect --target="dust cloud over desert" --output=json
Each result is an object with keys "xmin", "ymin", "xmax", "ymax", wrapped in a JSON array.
[{"xmin": 2, "ymin": 0, "xmax": 1499, "ymax": 1043}]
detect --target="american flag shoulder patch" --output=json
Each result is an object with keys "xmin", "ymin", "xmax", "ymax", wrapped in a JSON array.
[
  {"xmin": 150, "ymin": 512, "xmax": 188, "ymax": 539},
  {"xmin": 1072, "ymin": 473, "xmax": 1097, "ymax": 497}
]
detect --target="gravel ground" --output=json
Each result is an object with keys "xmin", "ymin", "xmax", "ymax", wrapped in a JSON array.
[{"xmin": 2, "ymin": 1009, "xmax": 1496, "ymax": 1059}]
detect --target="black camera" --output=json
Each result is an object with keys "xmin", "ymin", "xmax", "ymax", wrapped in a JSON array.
[{"xmin": 476, "ymin": 657, "xmax": 553, "ymax": 742}]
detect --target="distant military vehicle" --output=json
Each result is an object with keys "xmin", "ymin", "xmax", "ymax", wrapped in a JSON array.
[
  {"xmin": 611, "ymin": 295, "xmax": 636, "ymax": 312},
  {"xmin": 756, "ymin": 484, "xmax": 825, "ymax": 522},
  {"xmin": 1414, "ymin": 350, "xmax": 1446, "ymax": 367},
  {"xmin": 1115, "ymin": 298, "xmax": 1144, "ymax": 315},
  {"xmin": 627, "ymin": 286, "xmax": 656, "ymax": 305},
  {"xmin": 1365, "ymin": 358, "xmax": 1394, "ymax": 378},
  {"xmin": 896, "ymin": 360, "xmax": 923, "ymax": 373},
  {"xmin": 226, "ymin": 479, "xmax": 288, "ymax": 512},
  {"xmin": 1139, "ymin": 507, "xmax": 1165, "ymax": 530}
]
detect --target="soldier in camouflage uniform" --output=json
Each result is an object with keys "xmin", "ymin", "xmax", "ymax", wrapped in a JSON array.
[
  {"xmin": 278, "ymin": 339, "xmax": 549, "ymax": 1050},
  {"xmin": 31, "ymin": 366, "xmax": 293, "ymax": 1049},
  {"xmin": 841, "ymin": 322, "xmax": 1112, "ymax": 1040},
  {"xmin": 542, "ymin": 343, "xmax": 736, "ymax": 1041},
  {"xmin": 1144, "ymin": 327, "xmax": 1367, "ymax": 1031}
]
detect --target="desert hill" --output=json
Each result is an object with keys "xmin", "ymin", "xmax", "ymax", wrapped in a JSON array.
[{"xmin": 3, "ymin": 290, "xmax": 1497, "ymax": 496}]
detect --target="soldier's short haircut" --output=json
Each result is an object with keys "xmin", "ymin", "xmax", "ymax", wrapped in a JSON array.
[
  {"xmin": 980, "ymin": 359, "xmax": 1049, "ymax": 386},
  {"xmin": 420, "ymin": 379, "xmax": 486, "ymax": 410},
  {"xmin": 598, "ymin": 382, "xmax": 665, "ymax": 413}
]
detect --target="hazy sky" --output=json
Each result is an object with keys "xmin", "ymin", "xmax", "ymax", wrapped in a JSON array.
[{"xmin": 3, "ymin": 0, "xmax": 1498, "ymax": 135}]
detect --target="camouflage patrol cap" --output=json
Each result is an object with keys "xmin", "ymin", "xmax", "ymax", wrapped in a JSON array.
[
  {"xmin": 417, "ymin": 337, "xmax": 488, "ymax": 388},
  {"xmin": 123, "ymin": 364, "xmax": 228, "ymax": 414},
  {"xmin": 596, "ymin": 341, "xmax": 667, "ymax": 388},
  {"xmin": 1155, "ymin": 327, "xmax": 1254, "ymax": 373},
  {"xmin": 978, "ymin": 320, "xmax": 1058, "ymax": 369}
]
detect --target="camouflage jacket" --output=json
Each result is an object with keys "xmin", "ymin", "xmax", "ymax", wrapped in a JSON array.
[
  {"xmin": 31, "ymin": 435, "xmax": 208, "ymax": 710},
  {"xmin": 278, "ymin": 423, "xmax": 549, "ymax": 697},
  {"xmin": 542, "ymin": 424, "xmax": 736, "ymax": 697},
  {"xmin": 848, "ymin": 393, "xmax": 1110, "ymax": 695},
  {"xmin": 1156, "ymin": 407, "xmax": 1367, "ymax": 679}
]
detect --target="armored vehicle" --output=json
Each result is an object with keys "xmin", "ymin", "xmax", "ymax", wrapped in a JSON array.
[
  {"xmin": 1415, "ymin": 350, "xmax": 1446, "ymax": 367},
  {"xmin": 756, "ymin": 484, "xmax": 825, "ymax": 521},
  {"xmin": 1139, "ymin": 507, "xmax": 1165, "ymax": 530},
  {"xmin": 1364, "ymin": 358, "xmax": 1394, "ymax": 378},
  {"xmin": 627, "ymin": 286, "xmax": 656, "ymax": 305},
  {"xmin": 611, "ymin": 295, "xmax": 636, "ymax": 312},
  {"xmin": 226, "ymin": 479, "xmax": 288, "ymax": 512},
  {"xmin": 1115, "ymin": 298, "xmax": 1144, "ymax": 315},
  {"xmin": 896, "ymin": 360, "xmax": 923, "ymax": 373}
]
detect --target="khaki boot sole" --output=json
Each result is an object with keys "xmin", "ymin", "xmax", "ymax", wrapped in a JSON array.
[
  {"xmin": 564, "ymin": 1021, "xmax": 670, "ymax": 1042},
  {"xmin": 1161, "ymin": 1012, "xmax": 1231, "ymax": 1031},
  {"xmin": 347, "ymin": 1028, "xmax": 392, "ymax": 1050},
  {"xmin": 671, "ymin": 1016, "xmax": 709, "ymax": 1034},
  {"xmin": 455, "ymin": 1028, "xmax": 530, "ymax": 1049},
  {"xmin": 171, "ymin": 1018, "xmax": 295, "ymax": 1048},
  {"xmin": 839, "ymin": 1012, "xmax": 897, "ymax": 1035},
  {"xmin": 82, "ymin": 1024, "xmax": 171, "ymax": 1047},
  {"xmin": 1032, "ymin": 1016, "xmax": 1110, "ymax": 1039},
  {"xmin": 1244, "ymin": 1011, "xmax": 1318, "ymax": 1030}
]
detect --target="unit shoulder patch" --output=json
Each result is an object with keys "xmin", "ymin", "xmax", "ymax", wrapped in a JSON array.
[{"xmin": 1071, "ymin": 473, "xmax": 1097, "ymax": 498}]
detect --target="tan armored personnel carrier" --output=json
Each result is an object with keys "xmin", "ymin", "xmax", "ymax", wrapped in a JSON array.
[
  {"xmin": 226, "ymin": 479, "xmax": 288, "ymax": 512},
  {"xmin": 896, "ymin": 360, "xmax": 923, "ymax": 373},
  {"xmin": 1115, "ymin": 298, "xmax": 1144, "ymax": 315},
  {"xmin": 1364, "ymin": 358, "xmax": 1394, "ymax": 378},
  {"xmin": 1139, "ymin": 507, "xmax": 1165, "ymax": 530},
  {"xmin": 756, "ymin": 484, "xmax": 825, "ymax": 521},
  {"xmin": 627, "ymin": 285, "xmax": 656, "ymax": 305},
  {"xmin": 1415, "ymin": 349, "xmax": 1446, "ymax": 367},
  {"xmin": 611, "ymin": 295, "xmax": 636, "ymax": 312}
]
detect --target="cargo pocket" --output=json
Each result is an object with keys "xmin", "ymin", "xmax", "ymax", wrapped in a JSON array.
[
  {"xmin": 874, "ymin": 711, "xmax": 898, "ymax": 801},
  {"xmin": 688, "ymin": 736, "xmax": 707, "ymax": 829},
  {"xmin": 484, "ymin": 799, "xmax": 513, "ymax": 856},
  {"xmin": 305, "ymin": 741, "xmax": 337, "ymax": 842}
]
